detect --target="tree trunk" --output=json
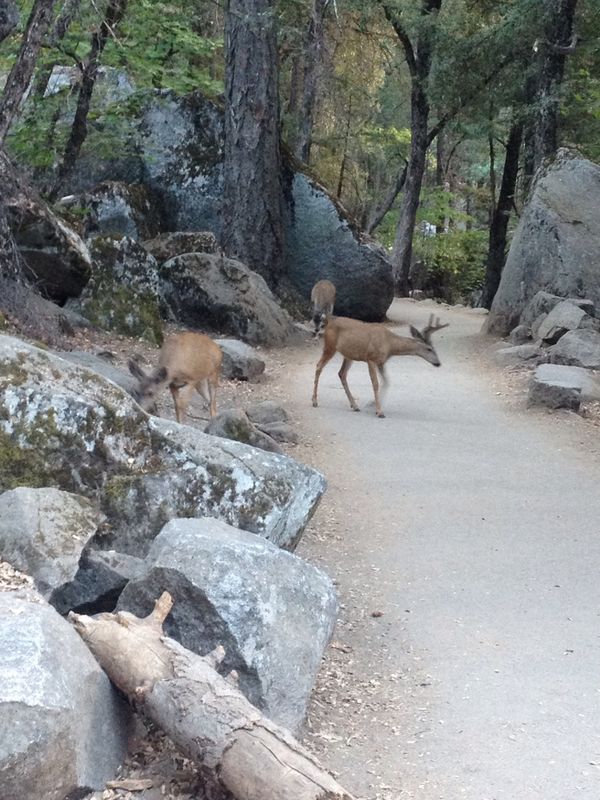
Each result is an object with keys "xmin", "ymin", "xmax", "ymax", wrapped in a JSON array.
[
  {"xmin": 391, "ymin": 84, "xmax": 430, "ymax": 294},
  {"xmin": 480, "ymin": 120, "xmax": 523, "ymax": 309},
  {"xmin": 295, "ymin": 0, "xmax": 328, "ymax": 164},
  {"xmin": 70, "ymin": 594, "xmax": 355, "ymax": 800},
  {"xmin": 533, "ymin": 0, "xmax": 578, "ymax": 169},
  {"xmin": 0, "ymin": 0, "xmax": 58, "ymax": 145},
  {"xmin": 51, "ymin": 0, "xmax": 128, "ymax": 197},
  {"xmin": 384, "ymin": 0, "xmax": 442, "ymax": 294},
  {"xmin": 366, "ymin": 161, "xmax": 407, "ymax": 235},
  {"xmin": 222, "ymin": 0, "xmax": 286, "ymax": 286}
]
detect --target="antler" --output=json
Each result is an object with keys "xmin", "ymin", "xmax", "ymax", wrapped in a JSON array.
[{"xmin": 421, "ymin": 314, "xmax": 449, "ymax": 342}]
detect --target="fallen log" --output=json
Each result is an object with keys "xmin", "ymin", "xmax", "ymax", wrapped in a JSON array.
[{"xmin": 69, "ymin": 593, "xmax": 354, "ymax": 800}]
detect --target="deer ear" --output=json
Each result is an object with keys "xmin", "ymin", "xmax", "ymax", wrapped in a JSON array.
[{"xmin": 410, "ymin": 325, "xmax": 425, "ymax": 342}]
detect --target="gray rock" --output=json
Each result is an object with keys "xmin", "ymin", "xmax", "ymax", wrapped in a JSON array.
[
  {"xmin": 520, "ymin": 291, "xmax": 564, "ymax": 330},
  {"xmin": 159, "ymin": 252, "xmax": 296, "ymax": 346},
  {"xmin": 0, "ymin": 335, "xmax": 326, "ymax": 555},
  {"xmin": 509, "ymin": 324, "xmax": 531, "ymax": 345},
  {"xmin": 59, "ymin": 181, "xmax": 162, "ymax": 241},
  {"xmin": 143, "ymin": 231, "xmax": 219, "ymax": 262},
  {"xmin": 533, "ymin": 364, "xmax": 600, "ymax": 401},
  {"xmin": 548, "ymin": 329, "xmax": 600, "ymax": 368},
  {"xmin": 44, "ymin": 65, "xmax": 135, "ymax": 104},
  {"xmin": 6, "ymin": 195, "xmax": 91, "ymax": 304},
  {"xmin": 118, "ymin": 517, "xmax": 338, "ymax": 732},
  {"xmin": 0, "ymin": 488, "xmax": 101, "ymax": 599},
  {"xmin": 0, "ymin": 593, "xmax": 129, "ymax": 800},
  {"xmin": 535, "ymin": 300, "xmax": 591, "ymax": 344},
  {"xmin": 494, "ymin": 344, "xmax": 542, "ymax": 365},
  {"xmin": 78, "ymin": 235, "xmax": 163, "ymax": 344},
  {"xmin": 286, "ymin": 173, "xmax": 393, "ymax": 320},
  {"xmin": 245, "ymin": 399, "xmax": 289, "ymax": 426},
  {"xmin": 486, "ymin": 150, "xmax": 600, "ymax": 335},
  {"xmin": 255, "ymin": 421, "xmax": 299, "ymax": 444},
  {"xmin": 53, "ymin": 350, "xmax": 137, "ymax": 395},
  {"xmin": 215, "ymin": 338, "xmax": 266, "ymax": 382},
  {"xmin": 62, "ymin": 90, "xmax": 393, "ymax": 321},
  {"xmin": 528, "ymin": 367, "xmax": 582, "ymax": 411},
  {"xmin": 205, "ymin": 409, "xmax": 283, "ymax": 454},
  {"xmin": 51, "ymin": 549, "xmax": 145, "ymax": 615}
]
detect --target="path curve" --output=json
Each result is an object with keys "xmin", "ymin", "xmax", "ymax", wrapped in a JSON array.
[{"xmin": 282, "ymin": 299, "xmax": 600, "ymax": 800}]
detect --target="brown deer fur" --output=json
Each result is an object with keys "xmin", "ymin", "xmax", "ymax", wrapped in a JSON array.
[
  {"xmin": 310, "ymin": 279, "xmax": 336, "ymax": 337},
  {"xmin": 129, "ymin": 332, "xmax": 222, "ymax": 423},
  {"xmin": 312, "ymin": 314, "xmax": 448, "ymax": 418}
]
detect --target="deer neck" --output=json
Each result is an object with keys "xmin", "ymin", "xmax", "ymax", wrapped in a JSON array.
[{"xmin": 389, "ymin": 334, "xmax": 420, "ymax": 358}]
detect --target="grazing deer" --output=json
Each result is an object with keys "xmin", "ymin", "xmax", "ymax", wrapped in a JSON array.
[
  {"xmin": 310, "ymin": 279, "xmax": 336, "ymax": 338},
  {"xmin": 312, "ymin": 314, "xmax": 448, "ymax": 418},
  {"xmin": 128, "ymin": 332, "xmax": 222, "ymax": 422}
]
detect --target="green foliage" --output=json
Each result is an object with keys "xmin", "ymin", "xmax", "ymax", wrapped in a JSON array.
[{"xmin": 413, "ymin": 228, "xmax": 488, "ymax": 302}]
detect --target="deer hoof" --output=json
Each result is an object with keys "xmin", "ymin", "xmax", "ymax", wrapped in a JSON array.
[
  {"xmin": 352, "ymin": 407, "xmax": 361, "ymax": 412},
  {"xmin": 377, "ymin": 412, "xmax": 386, "ymax": 418},
  {"xmin": 312, "ymin": 400, "xmax": 318, "ymax": 407}
]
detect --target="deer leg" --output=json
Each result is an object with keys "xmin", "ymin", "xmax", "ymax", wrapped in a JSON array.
[
  {"xmin": 338, "ymin": 357, "xmax": 360, "ymax": 412},
  {"xmin": 207, "ymin": 377, "xmax": 218, "ymax": 418},
  {"xmin": 368, "ymin": 362, "xmax": 384, "ymax": 418},
  {"xmin": 171, "ymin": 383, "xmax": 194, "ymax": 424},
  {"xmin": 312, "ymin": 346, "xmax": 335, "ymax": 407}
]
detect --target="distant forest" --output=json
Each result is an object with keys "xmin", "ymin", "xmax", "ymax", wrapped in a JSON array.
[{"xmin": 1, "ymin": 0, "xmax": 598, "ymax": 309}]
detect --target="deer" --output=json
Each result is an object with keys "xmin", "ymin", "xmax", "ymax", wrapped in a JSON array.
[
  {"xmin": 128, "ymin": 332, "xmax": 223, "ymax": 423},
  {"xmin": 310, "ymin": 279, "xmax": 336, "ymax": 338},
  {"xmin": 312, "ymin": 314, "xmax": 448, "ymax": 418}
]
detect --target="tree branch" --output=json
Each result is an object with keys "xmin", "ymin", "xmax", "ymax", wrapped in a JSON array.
[{"xmin": 381, "ymin": 5, "xmax": 416, "ymax": 77}]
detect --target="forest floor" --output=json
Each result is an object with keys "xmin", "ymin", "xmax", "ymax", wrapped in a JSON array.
[{"xmin": 5, "ymin": 298, "xmax": 600, "ymax": 800}]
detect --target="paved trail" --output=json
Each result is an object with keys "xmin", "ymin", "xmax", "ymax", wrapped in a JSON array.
[{"xmin": 284, "ymin": 299, "xmax": 600, "ymax": 800}]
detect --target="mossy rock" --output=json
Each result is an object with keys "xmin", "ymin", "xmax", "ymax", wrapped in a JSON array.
[{"xmin": 80, "ymin": 235, "xmax": 163, "ymax": 344}]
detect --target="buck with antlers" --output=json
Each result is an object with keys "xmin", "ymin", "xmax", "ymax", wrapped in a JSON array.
[{"xmin": 312, "ymin": 314, "xmax": 448, "ymax": 418}]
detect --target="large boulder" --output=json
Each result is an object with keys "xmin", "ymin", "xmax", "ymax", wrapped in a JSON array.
[
  {"xmin": 286, "ymin": 173, "xmax": 394, "ymax": 320},
  {"xmin": 6, "ymin": 194, "xmax": 91, "ymax": 303},
  {"xmin": 159, "ymin": 252, "xmax": 296, "ymax": 345},
  {"xmin": 61, "ymin": 90, "xmax": 393, "ymax": 321},
  {"xmin": 0, "ymin": 592, "xmax": 129, "ymax": 800},
  {"xmin": 0, "ymin": 335, "xmax": 326, "ymax": 555},
  {"xmin": 528, "ymin": 365, "xmax": 583, "ymax": 411},
  {"xmin": 0, "ymin": 487, "xmax": 101, "ymax": 600},
  {"xmin": 77, "ymin": 235, "xmax": 163, "ymax": 344},
  {"xmin": 51, "ymin": 349, "xmax": 137, "ymax": 395},
  {"xmin": 486, "ymin": 150, "xmax": 600, "ymax": 336},
  {"xmin": 548, "ymin": 329, "xmax": 600, "ymax": 368},
  {"xmin": 535, "ymin": 300, "xmax": 596, "ymax": 344},
  {"xmin": 118, "ymin": 517, "xmax": 338, "ymax": 732},
  {"xmin": 143, "ymin": 230, "xmax": 220, "ymax": 262},
  {"xmin": 60, "ymin": 181, "xmax": 163, "ymax": 241},
  {"xmin": 51, "ymin": 549, "xmax": 145, "ymax": 615}
]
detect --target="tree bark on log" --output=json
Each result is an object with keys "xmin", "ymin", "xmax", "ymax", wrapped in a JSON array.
[
  {"xmin": 70, "ymin": 593, "xmax": 355, "ymax": 800},
  {"xmin": 0, "ymin": 0, "xmax": 58, "ymax": 144}
]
